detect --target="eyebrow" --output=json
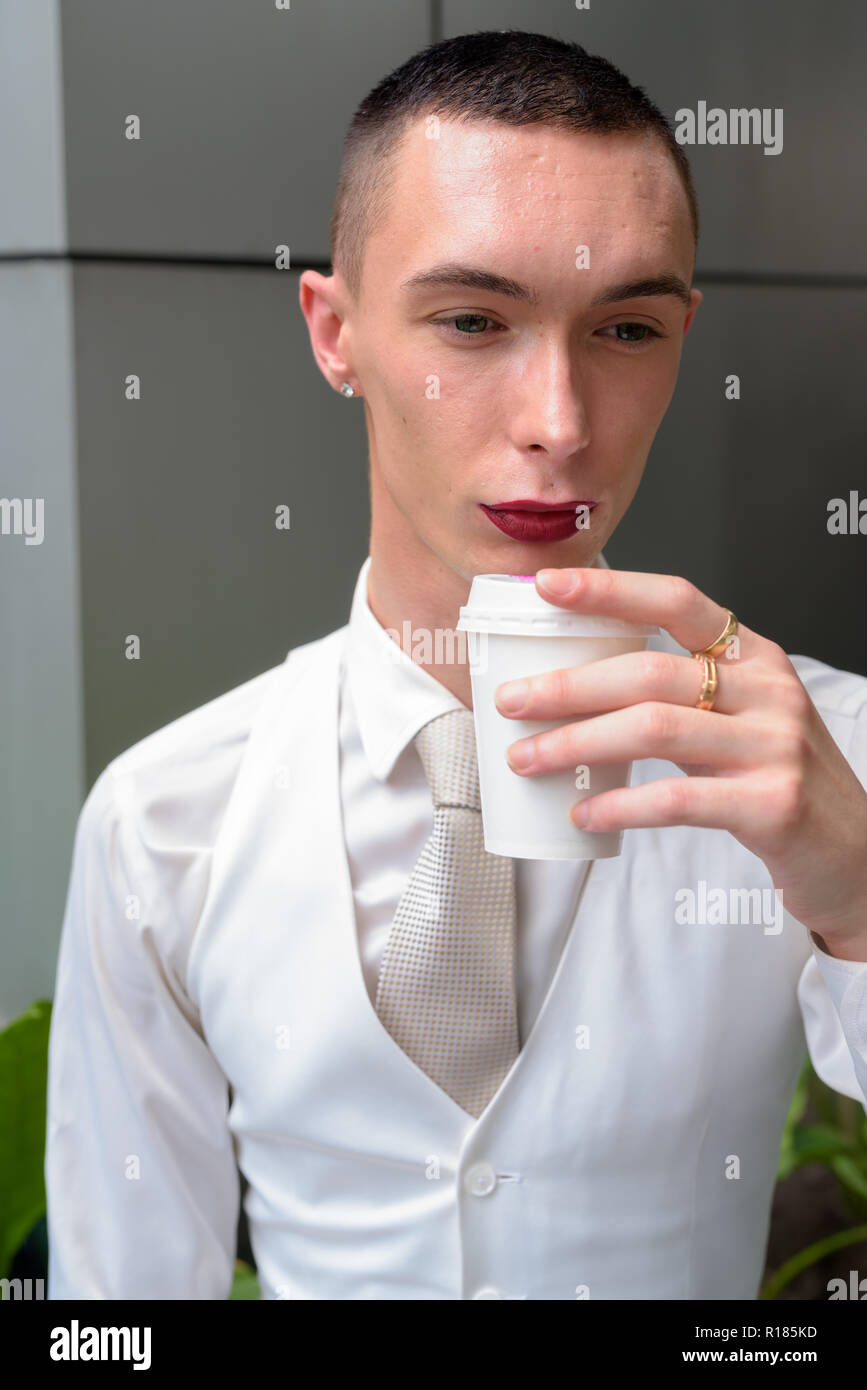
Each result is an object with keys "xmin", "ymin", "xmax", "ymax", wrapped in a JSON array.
[{"xmin": 399, "ymin": 262, "xmax": 692, "ymax": 308}]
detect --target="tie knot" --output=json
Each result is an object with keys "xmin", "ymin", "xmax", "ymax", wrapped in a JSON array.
[{"xmin": 413, "ymin": 707, "xmax": 480, "ymax": 811}]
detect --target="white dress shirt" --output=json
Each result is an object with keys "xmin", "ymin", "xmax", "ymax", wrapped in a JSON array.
[{"xmin": 45, "ymin": 553, "xmax": 867, "ymax": 1300}]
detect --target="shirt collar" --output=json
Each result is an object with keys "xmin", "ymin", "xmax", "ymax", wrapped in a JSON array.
[{"xmin": 345, "ymin": 550, "xmax": 611, "ymax": 782}]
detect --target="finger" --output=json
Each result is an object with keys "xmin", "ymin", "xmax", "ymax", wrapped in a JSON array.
[
  {"xmin": 506, "ymin": 703, "xmax": 774, "ymax": 776},
  {"xmin": 495, "ymin": 648, "xmax": 751, "ymax": 720},
  {"xmin": 569, "ymin": 774, "xmax": 755, "ymax": 836},
  {"xmin": 535, "ymin": 567, "xmax": 765, "ymax": 659}
]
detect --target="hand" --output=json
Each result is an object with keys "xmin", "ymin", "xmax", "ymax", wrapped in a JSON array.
[{"xmin": 493, "ymin": 567, "xmax": 867, "ymax": 961}]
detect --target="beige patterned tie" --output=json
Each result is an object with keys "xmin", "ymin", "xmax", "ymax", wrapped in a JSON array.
[{"xmin": 374, "ymin": 707, "xmax": 520, "ymax": 1118}]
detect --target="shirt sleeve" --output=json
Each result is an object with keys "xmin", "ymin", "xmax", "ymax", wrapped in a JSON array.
[
  {"xmin": 798, "ymin": 943, "xmax": 867, "ymax": 1114},
  {"xmin": 795, "ymin": 693, "xmax": 867, "ymax": 1114},
  {"xmin": 45, "ymin": 765, "xmax": 240, "ymax": 1299}
]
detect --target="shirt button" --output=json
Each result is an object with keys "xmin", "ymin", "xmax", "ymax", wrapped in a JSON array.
[
  {"xmin": 472, "ymin": 1286, "xmax": 503, "ymax": 1299},
  {"xmin": 464, "ymin": 1161, "xmax": 498, "ymax": 1197}
]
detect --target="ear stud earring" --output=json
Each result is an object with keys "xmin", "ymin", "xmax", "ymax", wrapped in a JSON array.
[{"xmin": 339, "ymin": 382, "xmax": 355, "ymax": 398}]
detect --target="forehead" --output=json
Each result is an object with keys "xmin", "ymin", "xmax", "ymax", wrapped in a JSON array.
[{"xmin": 369, "ymin": 116, "xmax": 692, "ymax": 283}]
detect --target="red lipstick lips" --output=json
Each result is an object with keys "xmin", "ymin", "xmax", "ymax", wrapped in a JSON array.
[{"xmin": 480, "ymin": 498, "xmax": 596, "ymax": 543}]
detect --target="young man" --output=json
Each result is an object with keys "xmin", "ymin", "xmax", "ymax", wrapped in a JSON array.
[{"xmin": 46, "ymin": 30, "xmax": 867, "ymax": 1300}]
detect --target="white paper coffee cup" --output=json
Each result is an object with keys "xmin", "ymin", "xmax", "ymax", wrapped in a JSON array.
[{"xmin": 456, "ymin": 574, "xmax": 659, "ymax": 860}]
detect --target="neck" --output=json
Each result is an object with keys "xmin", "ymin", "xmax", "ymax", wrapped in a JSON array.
[{"xmin": 367, "ymin": 520, "xmax": 475, "ymax": 710}]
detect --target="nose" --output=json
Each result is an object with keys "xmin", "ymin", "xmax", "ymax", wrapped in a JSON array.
[{"xmin": 512, "ymin": 335, "xmax": 591, "ymax": 462}]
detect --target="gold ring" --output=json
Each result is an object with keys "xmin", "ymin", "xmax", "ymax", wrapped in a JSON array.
[
  {"xmin": 693, "ymin": 609, "xmax": 738, "ymax": 660},
  {"xmin": 694, "ymin": 653, "xmax": 718, "ymax": 710}
]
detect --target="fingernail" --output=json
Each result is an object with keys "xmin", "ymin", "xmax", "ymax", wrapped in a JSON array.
[
  {"xmin": 538, "ymin": 569, "xmax": 574, "ymax": 595},
  {"xmin": 506, "ymin": 740, "xmax": 535, "ymax": 771},
  {"xmin": 496, "ymin": 679, "xmax": 528, "ymax": 713}
]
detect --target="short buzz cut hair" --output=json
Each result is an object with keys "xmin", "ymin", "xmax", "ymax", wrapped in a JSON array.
[{"xmin": 329, "ymin": 29, "xmax": 700, "ymax": 302}]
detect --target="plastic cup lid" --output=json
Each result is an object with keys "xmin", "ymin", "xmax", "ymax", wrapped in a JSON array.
[{"xmin": 455, "ymin": 573, "xmax": 659, "ymax": 638}]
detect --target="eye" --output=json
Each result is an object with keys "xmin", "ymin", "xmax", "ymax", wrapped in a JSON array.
[
  {"xmin": 431, "ymin": 313, "xmax": 506, "ymax": 340},
  {"xmin": 599, "ymin": 322, "xmax": 664, "ymax": 350}
]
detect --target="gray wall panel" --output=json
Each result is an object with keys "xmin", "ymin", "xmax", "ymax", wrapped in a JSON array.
[
  {"xmin": 59, "ymin": 0, "xmax": 431, "ymax": 259},
  {"xmin": 71, "ymin": 261, "xmax": 370, "ymax": 783},
  {"xmin": 0, "ymin": 264, "xmax": 85, "ymax": 1022},
  {"xmin": 0, "ymin": 0, "xmax": 67, "ymax": 253}
]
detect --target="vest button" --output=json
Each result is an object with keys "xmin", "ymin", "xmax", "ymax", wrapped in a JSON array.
[
  {"xmin": 464, "ymin": 1161, "xmax": 498, "ymax": 1197},
  {"xmin": 472, "ymin": 1286, "xmax": 503, "ymax": 1299}
]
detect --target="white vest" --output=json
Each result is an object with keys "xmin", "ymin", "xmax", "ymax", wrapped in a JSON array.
[{"xmin": 188, "ymin": 625, "xmax": 837, "ymax": 1301}]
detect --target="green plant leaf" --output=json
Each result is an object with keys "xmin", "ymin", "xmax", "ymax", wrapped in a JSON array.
[
  {"xmin": 789, "ymin": 1123, "xmax": 858, "ymax": 1166},
  {"xmin": 759, "ymin": 1223, "xmax": 867, "ymax": 1300},
  {"xmin": 0, "ymin": 1000, "xmax": 53, "ymax": 1280},
  {"xmin": 807, "ymin": 1066, "xmax": 841, "ymax": 1128},
  {"xmin": 229, "ymin": 1259, "xmax": 260, "ymax": 1300},
  {"xmin": 830, "ymin": 1155, "xmax": 867, "ymax": 1206},
  {"xmin": 777, "ymin": 1063, "xmax": 810, "ymax": 1179}
]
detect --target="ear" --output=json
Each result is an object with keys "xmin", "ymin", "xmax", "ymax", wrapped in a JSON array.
[
  {"xmin": 299, "ymin": 270, "xmax": 357, "ymax": 392},
  {"xmin": 682, "ymin": 288, "xmax": 703, "ymax": 337}
]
